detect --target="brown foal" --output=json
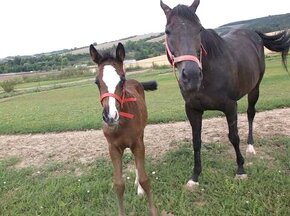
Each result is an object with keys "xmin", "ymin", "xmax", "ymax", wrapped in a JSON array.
[{"xmin": 90, "ymin": 42, "xmax": 158, "ymax": 216}]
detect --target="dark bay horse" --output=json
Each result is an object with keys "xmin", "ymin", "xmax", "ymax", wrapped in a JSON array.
[
  {"xmin": 90, "ymin": 43, "xmax": 158, "ymax": 215},
  {"xmin": 160, "ymin": 0, "xmax": 290, "ymax": 188}
]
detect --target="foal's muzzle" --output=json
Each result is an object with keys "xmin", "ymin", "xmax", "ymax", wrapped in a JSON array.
[{"xmin": 102, "ymin": 106, "xmax": 119, "ymax": 126}]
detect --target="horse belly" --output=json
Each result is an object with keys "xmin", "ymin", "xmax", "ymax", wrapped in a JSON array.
[{"xmin": 237, "ymin": 63, "xmax": 262, "ymax": 99}]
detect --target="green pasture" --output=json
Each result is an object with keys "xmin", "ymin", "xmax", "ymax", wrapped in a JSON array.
[
  {"xmin": 0, "ymin": 136, "xmax": 289, "ymax": 215},
  {"xmin": 0, "ymin": 55, "xmax": 290, "ymax": 134}
]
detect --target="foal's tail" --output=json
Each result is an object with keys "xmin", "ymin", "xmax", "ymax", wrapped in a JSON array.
[
  {"xmin": 141, "ymin": 81, "xmax": 158, "ymax": 91},
  {"xmin": 257, "ymin": 30, "xmax": 290, "ymax": 71}
]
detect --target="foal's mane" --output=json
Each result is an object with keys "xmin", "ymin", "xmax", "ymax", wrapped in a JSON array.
[
  {"xmin": 99, "ymin": 52, "xmax": 122, "ymax": 65},
  {"xmin": 170, "ymin": 4, "xmax": 227, "ymax": 59}
]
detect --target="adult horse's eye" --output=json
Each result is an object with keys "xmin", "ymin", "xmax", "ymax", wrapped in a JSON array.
[{"xmin": 165, "ymin": 29, "xmax": 170, "ymax": 35}]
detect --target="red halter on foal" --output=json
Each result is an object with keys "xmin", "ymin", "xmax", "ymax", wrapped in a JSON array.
[{"xmin": 99, "ymin": 68, "xmax": 137, "ymax": 119}]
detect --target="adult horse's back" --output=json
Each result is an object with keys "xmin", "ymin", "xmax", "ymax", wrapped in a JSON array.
[{"xmin": 160, "ymin": 0, "xmax": 290, "ymax": 188}]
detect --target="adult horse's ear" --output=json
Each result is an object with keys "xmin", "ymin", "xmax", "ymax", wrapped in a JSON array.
[
  {"xmin": 116, "ymin": 43, "xmax": 125, "ymax": 62},
  {"xmin": 189, "ymin": 0, "xmax": 200, "ymax": 13},
  {"xmin": 160, "ymin": 0, "xmax": 171, "ymax": 17},
  {"xmin": 89, "ymin": 44, "xmax": 102, "ymax": 64}
]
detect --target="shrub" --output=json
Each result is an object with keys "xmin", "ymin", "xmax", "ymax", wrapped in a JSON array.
[{"xmin": 0, "ymin": 79, "xmax": 18, "ymax": 93}]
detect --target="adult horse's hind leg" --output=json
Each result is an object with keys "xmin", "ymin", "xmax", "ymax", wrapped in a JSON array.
[
  {"xmin": 131, "ymin": 139, "xmax": 157, "ymax": 216},
  {"xmin": 109, "ymin": 145, "xmax": 125, "ymax": 216},
  {"xmin": 224, "ymin": 101, "xmax": 247, "ymax": 179},
  {"xmin": 246, "ymin": 86, "xmax": 260, "ymax": 155}
]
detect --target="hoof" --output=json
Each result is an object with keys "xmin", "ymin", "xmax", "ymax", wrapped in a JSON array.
[
  {"xmin": 235, "ymin": 174, "xmax": 248, "ymax": 180},
  {"xmin": 246, "ymin": 144, "xmax": 256, "ymax": 155},
  {"xmin": 137, "ymin": 185, "xmax": 145, "ymax": 196},
  {"xmin": 137, "ymin": 184, "xmax": 145, "ymax": 196},
  {"xmin": 161, "ymin": 210, "xmax": 174, "ymax": 216},
  {"xmin": 185, "ymin": 180, "xmax": 199, "ymax": 191}
]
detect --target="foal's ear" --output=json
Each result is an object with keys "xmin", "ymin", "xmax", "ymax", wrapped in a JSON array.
[
  {"xmin": 89, "ymin": 44, "xmax": 102, "ymax": 64},
  {"xmin": 160, "ymin": 0, "xmax": 171, "ymax": 17},
  {"xmin": 189, "ymin": 0, "xmax": 200, "ymax": 13},
  {"xmin": 116, "ymin": 43, "xmax": 125, "ymax": 62}
]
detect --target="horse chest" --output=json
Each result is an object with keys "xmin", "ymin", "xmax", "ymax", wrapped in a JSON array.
[
  {"xmin": 182, "ymin": 90, "xmax": 223, "ymax": 111},
  {"xmin": 103, "ymin": 125, "xmax": 143, "ymax": 147}
]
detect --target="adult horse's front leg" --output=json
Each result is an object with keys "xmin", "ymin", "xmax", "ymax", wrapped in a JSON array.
[
  {"xmin": 185, "ymin": 105, "xmax": 203, "ymax": 188},
  {"xmin": 224, "ymin": 101, "xmax": 247, "ymax": 179}
]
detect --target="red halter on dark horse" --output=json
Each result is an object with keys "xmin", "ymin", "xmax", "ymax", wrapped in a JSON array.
[
  {"xmin": 160, "ymin": 0, "xmax": 290, "ymax": 189},
  {"xmin": 90, "ymin": 42, "xmax": 158, "ymax": 216}
]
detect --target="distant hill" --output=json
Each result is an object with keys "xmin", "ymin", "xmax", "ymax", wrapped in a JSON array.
[
  {"xmin": 216, "ymin": 13, "xmax": 290, "ymax": 35},
  {"xmin": 1, "ymin": 13, "xmax": 290, "ymax": 73},
  {"xmin": 70, "ymin": 13, "xmax": 290, "ymax": 55}
]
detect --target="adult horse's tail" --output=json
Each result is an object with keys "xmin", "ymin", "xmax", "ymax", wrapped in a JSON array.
[{"xmin": 257, "ymin": 30, "xmax": 290, "ymax": 71}]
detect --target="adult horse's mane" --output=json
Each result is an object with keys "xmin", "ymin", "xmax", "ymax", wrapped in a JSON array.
[{"xmin": 201, "ymin": 29, "xmax": 228, "ymax": 58}]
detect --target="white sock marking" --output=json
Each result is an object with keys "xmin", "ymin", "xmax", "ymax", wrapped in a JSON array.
[
  {"xmin": 135, "ymin": 169, "xmax": 145, "ymax": 195},
  {"xmin": 186, "ymin": 180, "xmax": 199, "ymax": 188},
  {"xmin": 246, "ymin": 144, "xmax": 256, "ymax": 154}
]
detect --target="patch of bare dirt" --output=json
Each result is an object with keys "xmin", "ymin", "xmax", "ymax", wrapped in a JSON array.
[{"xmin": 0, "ymin": 108, "xmax": 289, "ymax": 168}]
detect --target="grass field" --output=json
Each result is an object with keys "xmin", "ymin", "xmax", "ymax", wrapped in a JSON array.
[
  {"xmin": 0, "ymin": 136, "xmax": 289, "ymax": 215},
  {"xmin": 0, "ymin": 55, "xmax": 289, "ymax": 134},
  {"xmin": 0, "ymin": 55, "xmax": 289, "ymax": 215}
]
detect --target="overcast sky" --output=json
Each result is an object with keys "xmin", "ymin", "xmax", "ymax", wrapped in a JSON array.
[{"xmin": 0, "ymin": 0, "xmax": 289, "ymax": 58}]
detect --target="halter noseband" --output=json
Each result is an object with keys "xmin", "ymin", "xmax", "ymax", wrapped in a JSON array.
[
  {"xmin": 99, "ymin": 69, "xmax": 137, "ymax": 119},
  {"xmin": 165, "ymin": 37, "xmax": 207, "ymax": 69}
]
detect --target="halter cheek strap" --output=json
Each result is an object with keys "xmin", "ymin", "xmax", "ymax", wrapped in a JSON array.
[{"xmin": 165, "ymin": 37, "xmax": 207, "ymax": 69}]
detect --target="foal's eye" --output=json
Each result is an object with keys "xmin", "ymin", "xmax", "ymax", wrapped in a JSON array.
[
  {"xmin": 120, "ymin": 76, "xmax": 126, "ymax": 85},
  {"xmin": 95, "ymin": 79, "xmax": 100, "ymax": 88}
]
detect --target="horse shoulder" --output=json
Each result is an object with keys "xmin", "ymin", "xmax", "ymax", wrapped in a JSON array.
[{"xmin": 125, "ymin": 79, "xmax": 145, "ymax": 98}]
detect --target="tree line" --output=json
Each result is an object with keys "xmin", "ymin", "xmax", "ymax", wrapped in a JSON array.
[{"xmin": 0, "ymin": 40, "xmax": 165, "ymax": 74}]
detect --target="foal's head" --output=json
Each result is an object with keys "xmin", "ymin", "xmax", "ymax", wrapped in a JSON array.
[
  {"xmin": 90, "ymin": 43, "xmax": 126, "ymax": 126},
  {"xmin": 161, "ymin": 0, "xmax": 203, "ymax": 92}
]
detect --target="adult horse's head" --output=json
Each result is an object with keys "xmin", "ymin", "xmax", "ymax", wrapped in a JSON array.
[
  {"xmin": 161, "ymin": 0, "xmax": 204, "ymax": 92},
  {"xmin": 90, "ymin": 43, "xmax": 126, "ymax": 126}
]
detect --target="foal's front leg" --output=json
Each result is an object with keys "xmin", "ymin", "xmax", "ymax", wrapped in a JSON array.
[
  {"xmin": 109, "ymin": 144, "xmax": 125, "ymax": 216},
  {"xmin": 185, "ymin": 105, "xmax": 203, "ymax": 188},
  {"xmin": 132, "ymin": 139, "xmax": 158, "ymax": 216}
]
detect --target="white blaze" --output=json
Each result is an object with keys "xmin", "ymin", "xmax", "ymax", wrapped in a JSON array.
[{"xmin": 102, "ymin": 65, "xmax": 120, "ymax": 120}]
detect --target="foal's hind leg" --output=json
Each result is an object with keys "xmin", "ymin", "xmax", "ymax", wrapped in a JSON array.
[
  {"xmin": 109, "ymin": 145, "xmax": 125, "ymax": 216},
  {"xmin": 224, "ymin": 101, "xmax": 246, "ymax": 179},
  {"xmin": 246, "ymin": 87, "xmax": 260, "ymax": 154},
  {"xmin": 131, "ymin": 139, "xmax": 157, "ymax": 216}
]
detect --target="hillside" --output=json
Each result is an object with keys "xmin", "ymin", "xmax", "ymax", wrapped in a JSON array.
[
  {"xmin": 1, "ymin": 13, "xmax": 290, "ymax": 73},
  {"xmin": 216, "ymin": 13, "xmax": 290, "ymax": 35},
  {"xmin": 68, "ymin": 13, "xmax": 290, "ymax": 55}
]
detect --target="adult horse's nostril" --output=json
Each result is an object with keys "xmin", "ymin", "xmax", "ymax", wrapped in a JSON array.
[
  {"xmin": 199, "ymin": 70, "xmax": 203, "ymax": 78},
  {"xmin": 181, "ymin": 69, "xmax": 189, "ymax": 81}
]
